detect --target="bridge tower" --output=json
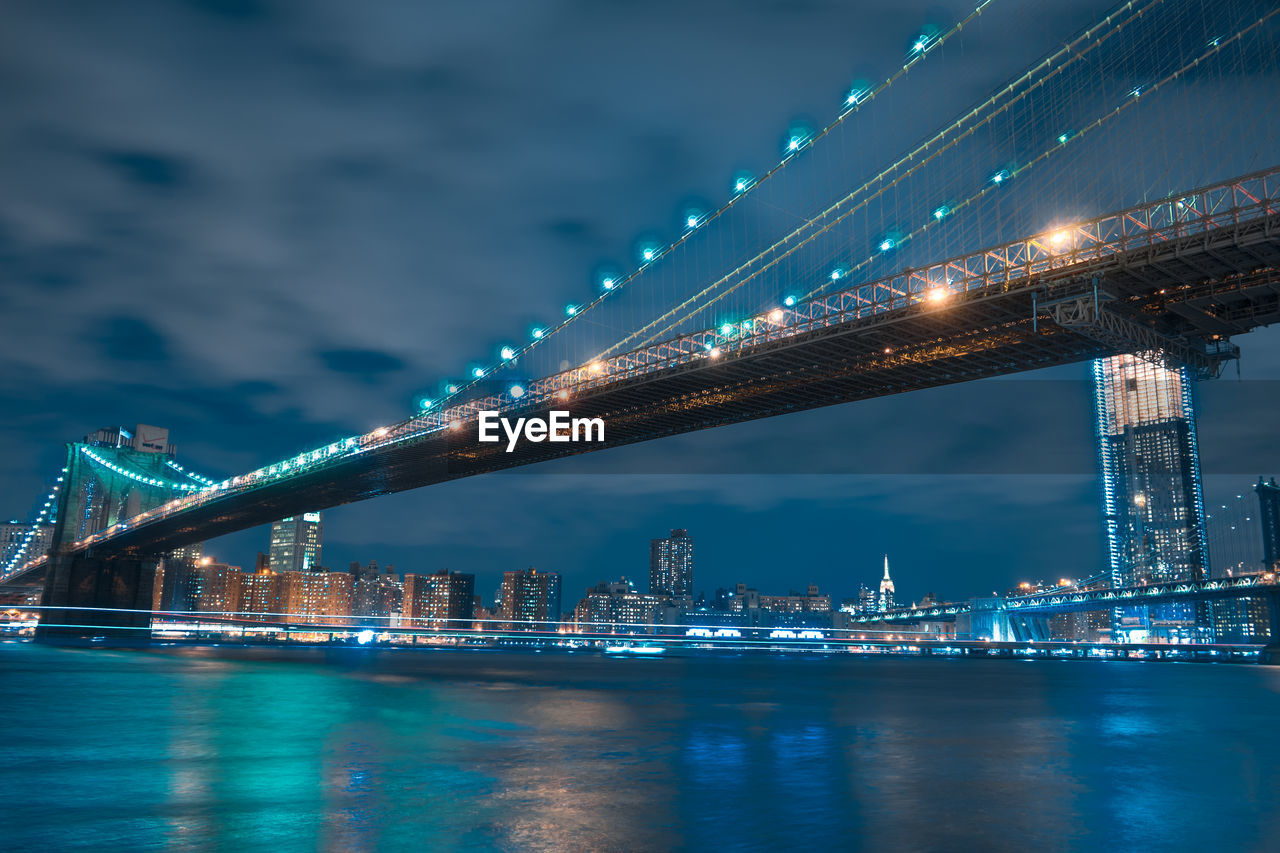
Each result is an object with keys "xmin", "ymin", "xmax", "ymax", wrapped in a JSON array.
[{"xmin": 36, "ymin": 425, "xmax": 187, "ymax": 644}]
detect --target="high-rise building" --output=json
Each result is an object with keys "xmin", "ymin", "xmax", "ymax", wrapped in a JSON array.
[
  {"xmin": 649, "ymin": 529, "xmax": 693, "ymax": 598},
  {"xmin": 1093, "ymin": 355, "xmax": 1211, "ymax": 641},
  {"xmin": 1259, "ymin": 477, "xmax": 1280, "ymax": 572},
  {"xmin": 878, "ymin": 555, "xmax": 895, "ymax": 611},
  {"xmin": 269, "ymin": 512, "xmax": 323, "ymax": 573},
  {"xmin": 499, "ymin": 568, "xmax": 562, "ymax": 631},
  {"xmin": 404, "ymin": 571, "xmax": 474, "ymax": 629}
]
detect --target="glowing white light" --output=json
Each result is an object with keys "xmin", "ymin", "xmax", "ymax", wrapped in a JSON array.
[
  {"xmin": 709, "ymin": 347, "xmax": 721, "ymax": 358},
  {"xmin": 783, "ymin": 295, "xmax": 797, "ymax": 307},
  {"xmin": 601, "ymin": 277, "xmax": 615, "ymax": 290},
  {"xmin": 927, "ymin": 288, "xmax": 948, "ymax": 303},
  {"xmin": 879, "ymin": 238, "xmax": 896, "ymax": 252},
  {"xmin": 446, "ymin": 384, "xmax": 459, "ymax": 394},
  {"xmin": 642, "ymin": 248, "xmax": 656, "ymax": 261},
  {"xmin": 566, "ymin": 303, "xmax": 580, "ymax": 316},
  {"xmin": 356, "ymin": 630, "xmax": 375, "ymax": 645},
  {"xmin": 531, "ymin": 328, "xmax": 545, "ymax": 340},
  {"xmin": 510, "ymin": 385, "xmax": 525, "ymax": 398},
  {"xmin": 472, "ymin": 367, "xmax": 486, "ymax": 379},
  {"xmin": 686, "ymin": 214, "xmax": 700, "ymax": 229},
  {"xmin": 788, "ymin": 137, "xmax": 802, "ymax": 151},
  {"xmin": 719, "ymin": 323, "xmax": 734, "ymax": 336},
  {"xmin": 768, "ymin": 309, "xmax": 784, "ymax": 323},
  {"xmin": 499, "ymin": 346, "xmax": 516, "ymax": 360},
  {"xmin": 419, "ymin": 398, "xmax": 434, "ymax": 410},
  {"xmin": 830, "ymin": 267, "xmax": 844, "ymax": 281}
]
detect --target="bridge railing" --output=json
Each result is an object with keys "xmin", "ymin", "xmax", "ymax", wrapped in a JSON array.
[{"xmin": 19, "ymin": 166, "xmax": 1280, "ymax": 567}]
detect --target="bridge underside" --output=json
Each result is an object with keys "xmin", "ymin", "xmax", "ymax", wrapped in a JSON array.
[{"xmin": 42, "ymin": 210, "xmax": 1280, "ymax": 562}]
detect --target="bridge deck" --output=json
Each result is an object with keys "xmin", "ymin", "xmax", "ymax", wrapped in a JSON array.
[{"xmin": 6, "ymin": 168, "xmax": 1280, "ymax": 571}]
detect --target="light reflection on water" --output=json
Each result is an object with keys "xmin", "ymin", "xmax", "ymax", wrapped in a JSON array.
[{"xmin": 2, "ymin": 644, "xmax": 1280, "ymax": 851}]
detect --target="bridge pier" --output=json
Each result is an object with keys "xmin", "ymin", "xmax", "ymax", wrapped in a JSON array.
[{"xmin": 35, "ymin": 552, "xmax": 157, "ymax": 646}]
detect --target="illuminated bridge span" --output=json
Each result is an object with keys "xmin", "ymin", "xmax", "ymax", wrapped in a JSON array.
[
  {"xmin": 4, "ymin": 165, "xmax": 1277, "ymax": 585},
  {"xmin": 4, "ymin": 0, "xmax": 1279, "ymax": 642},
  {"xmin": 847, "ymin": 574, "xmax": 1280, "ymax": 637}
]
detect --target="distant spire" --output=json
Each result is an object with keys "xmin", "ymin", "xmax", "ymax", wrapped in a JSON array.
[{"xmin": 882, "ymin": 554, "xmax": 891, "ymax": 580}]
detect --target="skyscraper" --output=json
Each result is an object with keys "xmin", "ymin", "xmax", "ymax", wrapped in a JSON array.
[
  {"xmin": 649, "ymin": 529, "xmax": 693, "ymax": 598},
  {"xmin": 878, "ymin": 555, "xmax": 895, "ymax": 611},
  {"xmin": 269, "ymin": 512, "xmax": 323, "ymax": 573},
  {"xmin": 499, "ymin": 568, "xmax": 562, "ymax": 631},
  {"xmin": 1093, "ymin": 355, "xmax": 1210, "ymax": 641},
  {"xmin": 1258, "ymin": 477, "xmax": 1280, "ymax": 573}
]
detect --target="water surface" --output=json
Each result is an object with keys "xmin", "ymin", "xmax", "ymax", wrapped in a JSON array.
[{"xmin": 2, "ymin": 643, "xmax": 1278, "ymax": 851}]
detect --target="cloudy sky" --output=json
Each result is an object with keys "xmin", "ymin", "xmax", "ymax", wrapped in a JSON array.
[{"xmin": 2, "ymin": 0, "xmax": 1278, "ymax": 605}]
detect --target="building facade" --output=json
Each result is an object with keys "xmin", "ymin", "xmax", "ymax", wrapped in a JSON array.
[
  {"xmin": 499, "ymin": 568, "xmax": 562, "ymax": 631},
  {"xmin": 1259, "ymin": 477, "xmax": 1280, "ymax": 572},
  {"xmin": 269, "ymin": 512, "xmax": 323, "ymax": 573},
  {"xmin": 650, "ymin": 529, "xmax": 693, "ymax": 598},
  {"xmin": 572, "ymin": 579, "xmax": 662, "ymax": 634},
  {"xmin": 1, "ymin": 521, "xmax": 54, "ymax": 568},
  {"xmin": 1093, "ymin": 355, "xmax": 1211, "ymax": 641},
  {"xmin": 280, "ymin": 569, "xmax": 352, "ymax": 626},
  {"xmin": 404, "ymin": 570, "xmax": 475, "ymax": 629}
]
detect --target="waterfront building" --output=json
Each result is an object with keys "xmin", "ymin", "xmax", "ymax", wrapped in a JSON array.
[
  {"xmin": 240, "ymin": 569, "xmax": 282, "ymax": 618},
  {"xmin": 351, "ymin": 563, "xmax": 403, "ymax": 628},
  {"xmin": 1093, "ymin": 355, "xmax": 1211, "ymax": 642},
  {"xmin": 280, "ymin": 569, "xmax": 352, "ymax": 626},
  {"xmin": 268, "ymin": 512, "xmax": 323, "ymax": 573},
  {"xmin": 1205, "ymin": 489, "xmax": 1269, "ymax": 642},
  {"xmin": 572, "ymin": 579, "xmax": 662, "ymax": 634},
  {"xmin": 191, "ymin": 559, "xmax": 243, "ymax": 614},
  {"xmin": 404, "ymin": 571, "xmax": 474, "ymax": 629},
  {"xmin": 726, "ymin": 582, "xmax": 834, "ymax": 629},
  {"xmin": 499, "ymin": 568, "xmax": 562, "ymax": 631},
  {"xmin": 649, "ymin": 529, "xmax": 693, "ymax": 598}
]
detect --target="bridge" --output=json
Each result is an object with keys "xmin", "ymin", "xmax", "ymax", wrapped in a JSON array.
[
  {"xmin": 848, "ymin": 573, "xmax": 1280, "ymax": 640},
  {"xmin": 3, "ymin": 0, "xmax": 1279, "ymax": 643}
]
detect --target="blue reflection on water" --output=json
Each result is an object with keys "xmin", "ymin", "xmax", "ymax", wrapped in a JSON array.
[{"xmin": 2, "ymin": 645, "xmax": 1280, "ymax": 851}]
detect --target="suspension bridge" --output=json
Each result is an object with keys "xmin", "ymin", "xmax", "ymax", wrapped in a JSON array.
[{"xmin": 3, "ymin": 0, "xmax": 1279, "ymax": 641}]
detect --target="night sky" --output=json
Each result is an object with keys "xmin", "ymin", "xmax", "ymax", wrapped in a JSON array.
[{"xmin": 3, "ymin": 0, "xmax": 1278, "ymax": 607}]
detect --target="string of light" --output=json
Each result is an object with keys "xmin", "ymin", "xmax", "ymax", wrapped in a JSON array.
[
  {"xmin": 0, "ymin": 469, "xmax": 64, "ymax": 576},
  {"xmin": 80, "ymin": 447, "xmax": 203, "ymax": 492},
  {"xmin": 602, "ymin": 0, "xmax": 1169, "ymax": 355},
  {"xmin": 414, "ymin": 1, "xmax": 998, "ymax": 413}
]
